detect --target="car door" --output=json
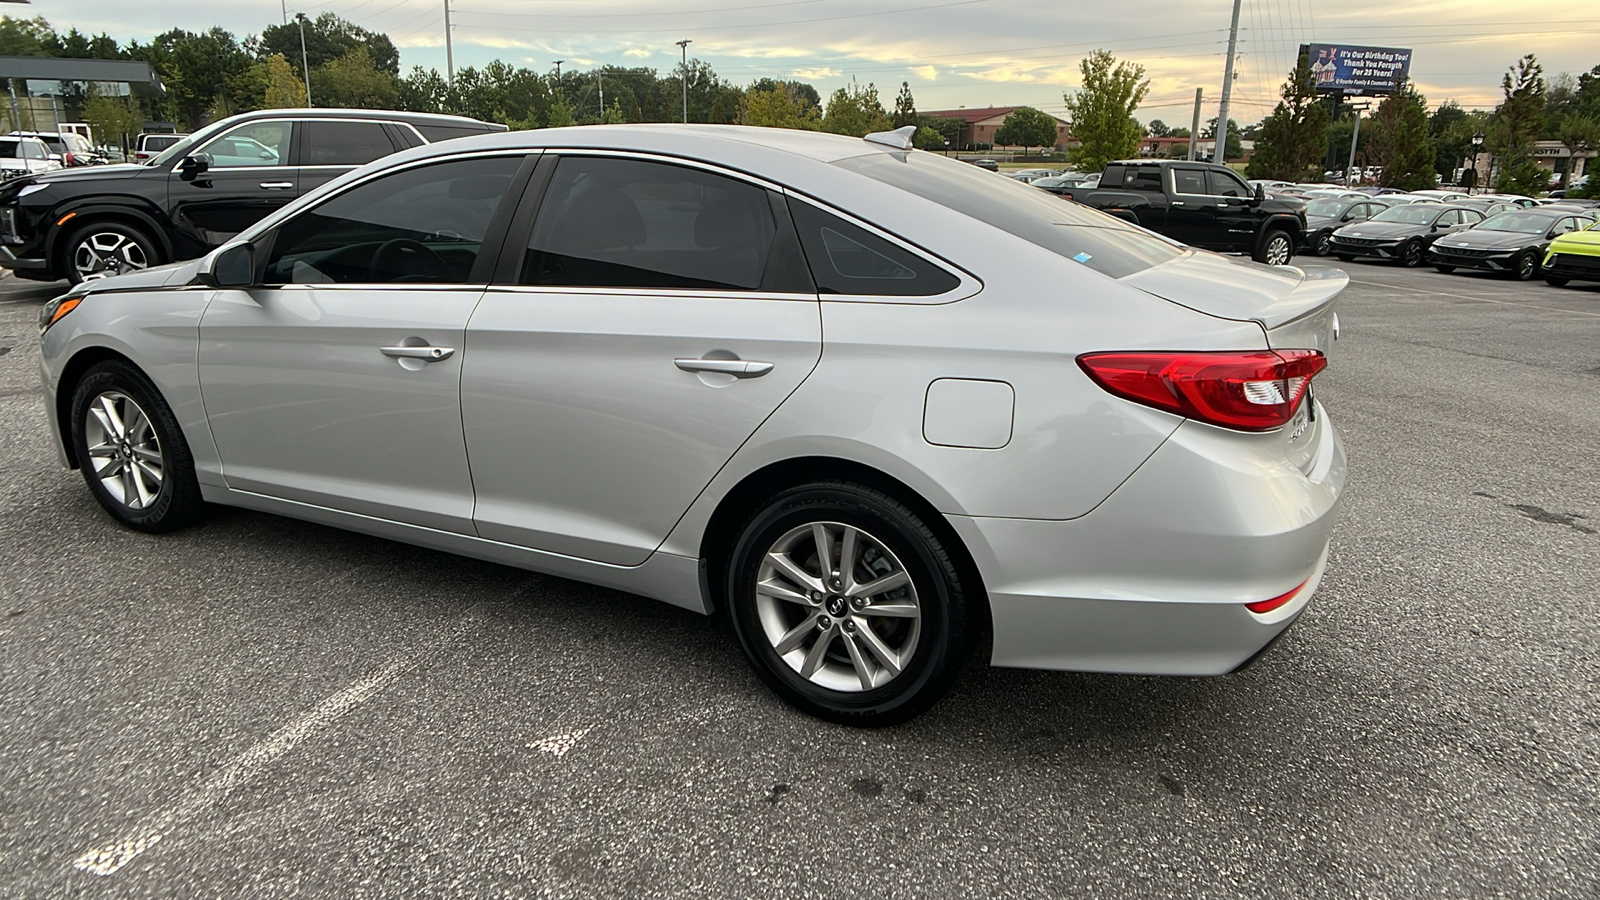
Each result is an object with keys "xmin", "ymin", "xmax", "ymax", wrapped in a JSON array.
[
  {"xmin": 168, "ymin": 119, "xmax": 299, "ymax": 251},
  {"xmin": 295, "ymin": 118, "xmax": 405, "ymax": 196},
  {"xmin": 1205, "ymin": 169, "xmax": 1259, "ymax": 252},
  {"xmin": 461, "ymin": 153, "xmax": 822, "ymax": 566},
  {"xmin": 1164, "ymin": 166, "xmax": 1216, "ymax": 248},
  {"xmin": 198, "ymin": 153, "xmax": 532, "ymax": 534}
]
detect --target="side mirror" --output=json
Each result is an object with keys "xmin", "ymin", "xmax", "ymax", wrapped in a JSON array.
[
  {"xmin": 1253, "ymin": 184, "xmax": 1266, "ymax": 202},
  {"xmin": 177, "ymin": 153, "xmax": 211, "ymax": 181},
  {"xmin": 48, "ymin": 153, "xmax": 62, "ymax": 162},
  {"xmin": 198, "ymin": 243, "xmax": 255, "ymax": 288}
]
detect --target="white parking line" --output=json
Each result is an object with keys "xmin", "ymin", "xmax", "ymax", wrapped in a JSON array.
[
  {"xmin": 72, "ymin": 608, "xmax": 483, "ymax": 877},
  {"xmin": 528, "ymin": 728, "xmax": 592, "ymax": 758},
  {"xmin": 1347, "ymin": 278, "xmax": 1600, "ymax": 318}
]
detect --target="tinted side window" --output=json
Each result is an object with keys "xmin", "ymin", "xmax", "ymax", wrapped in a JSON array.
[
  {"xmin": 265, "ymin": 155, "xmax": 520, "ymax": 285},
  {"xmin": 787, "ymin": 199, "xmax": 958, "ymax": 297},
  {"xmin": 1125, "ymin": 169, "xmax": 1163, "ymax": 191},
  {"xmin": 522, "ymin": 156, "xmax": 778, "ymax": 291},
  {"xmin": 1461, "ymin": 209, "xmax": 1484, "ymax": 225},
  {"xmin": 304, "ymin": 121, "xmax": 396, "ymax": 166},
  {"xmin": 1173, "ymin": 168, "xmax": 1206, "ymax": 194},
  {"xmin": 1207, "ymin": 171, "xmax": 1245, "ymax": 196},
  {"xmin": 415, "ymin": 124, "xmax": 484, "ymax": 143},
  {"xmin": 201, "ymin": 121, "xmax": 292, "ymax": 168}
]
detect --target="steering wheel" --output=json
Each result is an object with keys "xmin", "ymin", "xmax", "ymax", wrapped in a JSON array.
[{"xmin": 370, "ymin": 238, "xmax": 448, "ymax": 282}]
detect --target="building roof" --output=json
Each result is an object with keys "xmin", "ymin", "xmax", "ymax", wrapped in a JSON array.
[
  {"xmin": 921, "ymin": 106, "xmax": 1023, "ymax": 124},
  {"xmin": 0, "ymin": 56, "xmax": 164, "ymax": 92}
]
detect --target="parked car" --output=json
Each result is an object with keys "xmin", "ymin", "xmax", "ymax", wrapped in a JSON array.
[
  {"xmin": 1405, "ymin": 189, "xmax": 1469, "ymax": 202},
  {"xmin": 1302, "ymin": 196, "xmax": 1389, "ymax": 256},
  {"xmin": 1430, "ymin": 208, "xmax": 1597, "ymax": 279},
  {"xmin": 1449, "ymin": 192, "xmax": 1536, "ymax": 209},
  {"xmin": 35, "ymin": 124, "xmax": 1346, "ymax": 725},
  {"xmin": 132, "ymin": 132, "xmax": 187, "ymax": 164},
  {"xmin": 1374, "ymin": 194, "xmax": 1444, "ymax": 207},
  {"xmin": 969, "ymin": 158, "xmax": 999, "ymax": 171},
  {"xmin": 1449, "ymin": 198, "xmax": 1517, "ymax": 218},
  {"xmin": 0, "ymin": 135, "xmax": 59, "ymax": 180},
  {"xmin": 1030, "ymin": 173, "xmax": 1096, "ymax": 195},
  {"xmin": 1328, "ymin": 202, "xmax": 1486, "ymax": 266},
  {"xmin": 1012, "ymin": 168, "xmax": 1059, "ymax": 179},
  {"xmin": 1063, "ymin": 159, "xmax": 1306, "ymax": 264},
  {"xmin": 1542, "ymin": 218, "xmax": 1600, "ymax": 286},
  {"xmin": 10, "ymin": 130, "xmax": 102, "ymax": 166},
  {"xmin": 0, "ymin": 107, "xmax": 507, "ymax": 284}
]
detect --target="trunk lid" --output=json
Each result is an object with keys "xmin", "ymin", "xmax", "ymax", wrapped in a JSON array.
[{"xmin": 1120, "ymin": 249, "xmax": 1345, "ymax": 354}]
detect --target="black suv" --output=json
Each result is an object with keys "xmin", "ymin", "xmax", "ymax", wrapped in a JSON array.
[{"xmin": 0, "ymin": 108, "xmax": 506, "ymax": 284}]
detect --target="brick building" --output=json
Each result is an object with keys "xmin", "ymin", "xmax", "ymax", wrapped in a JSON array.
[{"xmin": 921, "ymin": 106, "xmax": 1072, "ymax": 151}]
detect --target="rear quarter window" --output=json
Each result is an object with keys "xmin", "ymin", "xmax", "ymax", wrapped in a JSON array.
[{"xmin": 414, "ymin": 124, "xmax": 488, "ymax": 143}]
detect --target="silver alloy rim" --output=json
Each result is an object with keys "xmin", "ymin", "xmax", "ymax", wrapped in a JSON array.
[
  {"xmin": 72, "ymin": 232, "xmax": 149, "ymax": 282},
  {"xmin": 1265, "ymin": 235, "xmax": 1291, "ymax": 266},
  {"xmin": 754, "ymin": 521, "xmax": 922, "ymax": 693},
  {"xmin": 83, "ymin": 391, "xmax": 164, "ymax": 510},
  {"xmin": 1519, "ymin": 255, "xmax": 1534, "ymax": 279}
]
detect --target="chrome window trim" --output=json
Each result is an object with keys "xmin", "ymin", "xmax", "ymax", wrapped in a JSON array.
[
  {"xmin": 538, "ymin": 147, "xmax": 788, "ymax": 194},
  {"xmin": 483, "ymin": 284, "xmax": 816, "ymax": 303},
  {"xmin": 781, "ymin": 191, "xmax": 980, "ymax": 306},
  {"xmin": 263, "ymin": 282, "xmax": 491, "ymax": 292}
]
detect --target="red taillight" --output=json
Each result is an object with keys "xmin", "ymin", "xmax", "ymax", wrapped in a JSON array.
[
  {"xmin": 1246, "ymin": 580, "xmax": 1307, "ymax": 614},
  {"xmin": 1077, "ymin": 349, "xmax": 1327, "ymax": 431}
]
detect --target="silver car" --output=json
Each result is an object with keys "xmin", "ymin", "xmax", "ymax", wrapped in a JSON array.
[{"xmin": 37, "ymin": 124, "xmax": 1347, "ymax": 724}]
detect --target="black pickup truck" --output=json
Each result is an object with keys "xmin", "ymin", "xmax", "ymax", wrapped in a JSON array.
[{"xmin": 1055, "ymin": 160, "xmax": 1306, "ymax": 265}]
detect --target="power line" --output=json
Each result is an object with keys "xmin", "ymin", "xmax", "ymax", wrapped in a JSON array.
[{"xmin": 447, "ymin": 0, "xmax": 987, "ymax": 34}]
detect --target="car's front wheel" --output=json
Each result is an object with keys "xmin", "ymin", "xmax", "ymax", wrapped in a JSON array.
[
  {"xmin": 1513, "ymin": 251, "xmax": 1538, "ymax": 281},
  {"xmin": 1400, "ymin": 240, "xmax": 1425, "ymax": 268},
  {"xmin": 63, "ymin": 221, "xmax": 159, "ymax": 285},
  {"xmin": 726, "ymin": 481, "xmax": 973, "ymax": 726},
  {"xmin": 69, "ymin": 360, "xmax": 204, "ymax": 532},
  {"xmin": 1314, "ymin": 231, "xmax": 1333, "ymax": 256}
]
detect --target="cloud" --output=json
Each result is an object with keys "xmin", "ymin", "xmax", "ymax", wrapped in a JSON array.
[
  {"xmin": 790, "ymin": 67, "xmax": 841, "ymax": 80},
  {"xmin": 911, "ymin": 65, "xmax": 938, "ymax": 81},
  {"xmin": 623, "ymin": 48, "xmax": 653, "ymax": 59}
]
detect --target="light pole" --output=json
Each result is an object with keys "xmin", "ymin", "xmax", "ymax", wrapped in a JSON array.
[
  {"xmin": 1470, "ymin": 131, "xmax": 1485, "ymax": 194},
  {"xmin": 443, "ymin": 0, "xmax": 455, "ymax": 85},
  {"xmin": 295, "ymin": 13, "xmax": 312, "ymax": 106},
  {"xmin": 675, "ymin": 39, "xmax": 692, "ymax": 124}
]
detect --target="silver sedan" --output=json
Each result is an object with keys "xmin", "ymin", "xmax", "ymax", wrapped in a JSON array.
[{"xmin": 36, "ymin": 124, "xmax": 1347, "ymax": 724}]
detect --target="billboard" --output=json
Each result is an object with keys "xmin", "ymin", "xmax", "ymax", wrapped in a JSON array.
[{"xmin": 1305, "ymin": 44, "xmax": 1413, "ymax": 96}]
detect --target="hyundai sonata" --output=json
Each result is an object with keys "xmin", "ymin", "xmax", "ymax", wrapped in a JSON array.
[{"xmin": 37, "ymin": 124, "xmax": 1347, "ymax": 724}]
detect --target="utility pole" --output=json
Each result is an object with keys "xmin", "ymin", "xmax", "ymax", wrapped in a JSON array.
[
  {"xmin": 553, "ymin": 59, "xmax": 564, "ymax": 100},
  {"xmin": 1347, "ymin": 102, "xmax": 1370, "ymax": 184},
  {"xmin": 444, "ymin": 0, "xmax": 455, "ymax": 85},
  {"xmin": 676, "ymin": 39, "xmax": 692, "ymax": 124},
  {"xmin": 1214, "ymin": 0, "xmax": 1243, "ymax": 163},
  {"xmin": 597, "ymin": 72, "xmax": 604, "ymax": 119},
  {"xmin": 1187, "ymin": 88, "xmax": 1203, "ymax": 161},
  {"xmin": 295, "ymin": 13, "xmax": 312, "ymax": 106},
  {"xmin": 280, "ymin": 0, "xmax": 288, "ymax": 25}
]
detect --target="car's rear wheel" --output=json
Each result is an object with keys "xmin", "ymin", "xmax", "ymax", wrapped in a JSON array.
[
  {"xmin": 1254, "ymin": 229, "xmax": 1293, "ymax": 266},
  {"xmin": 1400, "ymin": 240, "xmax": 1425, "ymax": 268},
  {"xmin": 63, "ymin": 222, "xmax": 159, "ymax": 285},
  {"xmin": 1512, "ymin": 252, "xmax": 1538, "ymax": 281},
  {"xmin": 1545, "ymin": 276, "xmax": 1571, "ymax": 287},
  {"xmin": 726, "ymin": 481, "xmax": 971, "ymax": 726},
  {"xmin": 69, "ymin": 360, "xmax": 204, "ymax": 532}
]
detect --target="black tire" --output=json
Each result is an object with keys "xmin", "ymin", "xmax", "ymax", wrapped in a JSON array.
[
  {"xmin": 1253, "ymin": 229, "xmax": 1293, "ymax": 265},
  {"xmin": 61, "ymin": 221, "xmax": 161, "ymax": 286},
  {"xmin": 725, "ymin": 481, "xmax": 972, "ymax": 726},
  {"xmin": 69, "ymin": 360, "xmax": 204, "ymax": 532},
  {"xmin": 1313, "ymin": 231, "xmax": 1333, "ymax": 256},
  {"xmin": 1400, "ymin": 240, "xmax": 1425, "ymax": 268},
  {"xmin": 1545, "ymin": 276, "xmax": 1571, "ymax": 287},
  {"xmin": 1512, "ymin": 251, "xmax": 1538, "ymax": 281},
  {"xmin": 1435, "ymin": 265, "xmax": 1456, "ymax": 274},
  {"xmin": 1336, "ymin": 254, "xmax": 1356, "ymax": 262}
]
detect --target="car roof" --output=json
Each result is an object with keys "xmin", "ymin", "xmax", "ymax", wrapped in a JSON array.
[
  {"xmin": 380, "ymin": 123, "xmax": 911, "ymax": 167},
  {"xmin": 214, "ymin": 106, "xmax": 503, "ymax": 131}
]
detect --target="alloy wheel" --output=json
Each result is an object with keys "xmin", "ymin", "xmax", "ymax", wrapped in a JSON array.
[
  {"xmin": 72, "ymin": 232, "xmax": 150, "ymax": 282},
  {"xmin": 1264, "ymin": 234, "xmax": 1291, "ymax": 266},
  {"xmin": 1315, "ymin": 233, "xmax": 1332, "ymax": 256},
  {"xmin": 1517, "ymin": 254, "xmax": 1536, "ymax": 280},
  {"xmin": 82, "ymin": 391, "xmax": 164, "ymax": 510},
  {"xmin": 753, "ymin": 521, "xmax": 922, "ymax": 692}
]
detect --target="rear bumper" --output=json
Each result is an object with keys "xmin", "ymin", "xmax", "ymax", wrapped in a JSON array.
[{"xmin": 950, "ymin": 406, "xmax": 1346, "ymax": 675}]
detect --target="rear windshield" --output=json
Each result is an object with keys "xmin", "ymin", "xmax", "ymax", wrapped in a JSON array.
[
  {"xmin": 836, "ymin": 151, "xmax": 1185, "ymax": 279},
  {"xmin": 414, "ymin": 123, "xmax": 485, "ymax": 143}
]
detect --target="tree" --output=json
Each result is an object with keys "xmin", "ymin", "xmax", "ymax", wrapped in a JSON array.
[
  {"xmin": 1146, "ymin": 119, "xmax": 1170, "ymax": 136},
  {"xmin": 1489, "ymin": 54, "xmax": 1547, "ymax": 195},
  {"xmin": 918, "ymin": 114, "xmax": 963, "ymax": 148},
  {"xmin": 912, "ymin": 125, "xmax": 946, "ymax": 149},
  {"xmin": 131, "ymin": 28, "xmax": 255, "ymax": 128},
  {"xmin": 750, "ymin": 78, "xmax": 820, "ymax": 112},
  {"xmin": 822, "ymin": 80, "xmax": 890, "ymax": 137},
  {"xmin": 742, "ymin": 84, "xmax": 822, "ymax": 130},
  {"xmin": 1247, "ymin": 52, "xmax": 1331, "ymax": 182},
  {"xmin": 993, "ymin": 106, "xmax": 1059, "ymax": 153},
  {"xmin": 1554, "ymin": 114, "xmax": 1600, "ymax": 188},
  {"xmin": 1202, "ymin": 117, "xmax": 1243, "ymax": 162},
  {"xmin": 1166, "ymin": 141, "xmax": 1190, "ymax": 159},
  {"xmin": 257, "ymin": 13, "xmax": 398, "ymax": 76},
  {"xmin": 80, "ymin": 84, "xmax": 141, "ymax": 150},
  {"xmin": 1064, "ymin": 50, "xmax": 1149, "ymax": 172},
  {"xmin": 545, "ymin": 96, "xmax": 576, "ymax": 128},
  {"xmin": 260, "ymin": 53, "xmax": 305, "ymax": 109},
  {"xmin": 893, "ymin": 81, "xmax": 917, "ymax": 127},
  {"xmin": 1366, "ymin": 83, "xmax": 1436, "ymax": 191},
  {"xmin": 311, "ymin": 47, "xmax": 398, "ymax": 110}
]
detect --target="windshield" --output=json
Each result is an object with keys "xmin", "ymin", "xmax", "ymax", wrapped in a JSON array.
[
  {"xmin": 1476, "ymin": 212, "xmax": 1558, "ymax": 234},
  {"xmin": 1372, "ymin": 205, "xmax": 1442, "ymax": 225},
  {"xmin": 1305, "ymin": 198, "xmax": 1346, "ymax": 217},
  {"xmin": 836, "ymin": 151, "xmax": 1185, "ymax": 279},
  {"xmin": 0, "ymin": 139, "xmax": 22, "ymax": 159}
]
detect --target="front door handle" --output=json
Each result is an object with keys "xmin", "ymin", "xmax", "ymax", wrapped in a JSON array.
[
  {"xmin": 381, "ymin": 345, "xmax": 454, "ymax": 362},
  {"xmin": 674, "ymin": 357, "xmax": 773, "ymax": 378},
  {"xmin": 259, "ymin": 181, "xmax": 294, "ymax": 190}
]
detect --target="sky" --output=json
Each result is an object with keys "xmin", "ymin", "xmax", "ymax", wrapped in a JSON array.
[{"xmin": 19, "ymin": 0, "xmax": 1600, "ymax": 125}]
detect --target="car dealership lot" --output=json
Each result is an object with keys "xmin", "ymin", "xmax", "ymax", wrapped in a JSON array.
[{"xmin": 2, "ymin": 264, "xmax": 1596, "ymax": 897}]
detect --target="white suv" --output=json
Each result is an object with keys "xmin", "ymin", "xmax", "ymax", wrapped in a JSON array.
[{"xmin": 0, "ymin": 135, "xmax": 58, "ymax": 179}]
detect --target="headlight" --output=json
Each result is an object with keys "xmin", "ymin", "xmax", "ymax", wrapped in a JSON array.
[{"xmin": 39, "ymin": 289, "xmax": 87, "ymax": 335}]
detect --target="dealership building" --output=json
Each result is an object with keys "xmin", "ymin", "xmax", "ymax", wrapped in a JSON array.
[{"xmin": 920, "ymin": 106, "xmax": 1072, "ymax": 150}]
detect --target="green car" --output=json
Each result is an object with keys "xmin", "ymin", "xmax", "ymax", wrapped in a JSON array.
[{"xmin": 1543, "ymin": 218, "xmax": 1600, "ymax": 286}]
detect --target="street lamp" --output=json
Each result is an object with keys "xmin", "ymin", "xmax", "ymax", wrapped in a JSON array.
[
  {"xmin": 1470, "ymin": 131, "xmax": 1485, "ymax": 194},
  {"xmin": 675, "ymin": 39, "xmax": 691, "ymax": 124}
]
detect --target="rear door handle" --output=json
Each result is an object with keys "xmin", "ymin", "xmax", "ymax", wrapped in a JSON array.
[
  {"xmin": 381, "ymin": 345, "xmax": 454, "ymax": 362},
  {"xmin": 259, "ymin": 181, "xmax": 294, "ymax": 190},
  {"xmin": 674, "ymin": 358, "xmax": 773, "ymax": 378}
]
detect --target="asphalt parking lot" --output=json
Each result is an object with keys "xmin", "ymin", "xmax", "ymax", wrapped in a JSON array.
[{"xmin": 2, "ymin": 261, "xmax": 1597, "ymax": 899}]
